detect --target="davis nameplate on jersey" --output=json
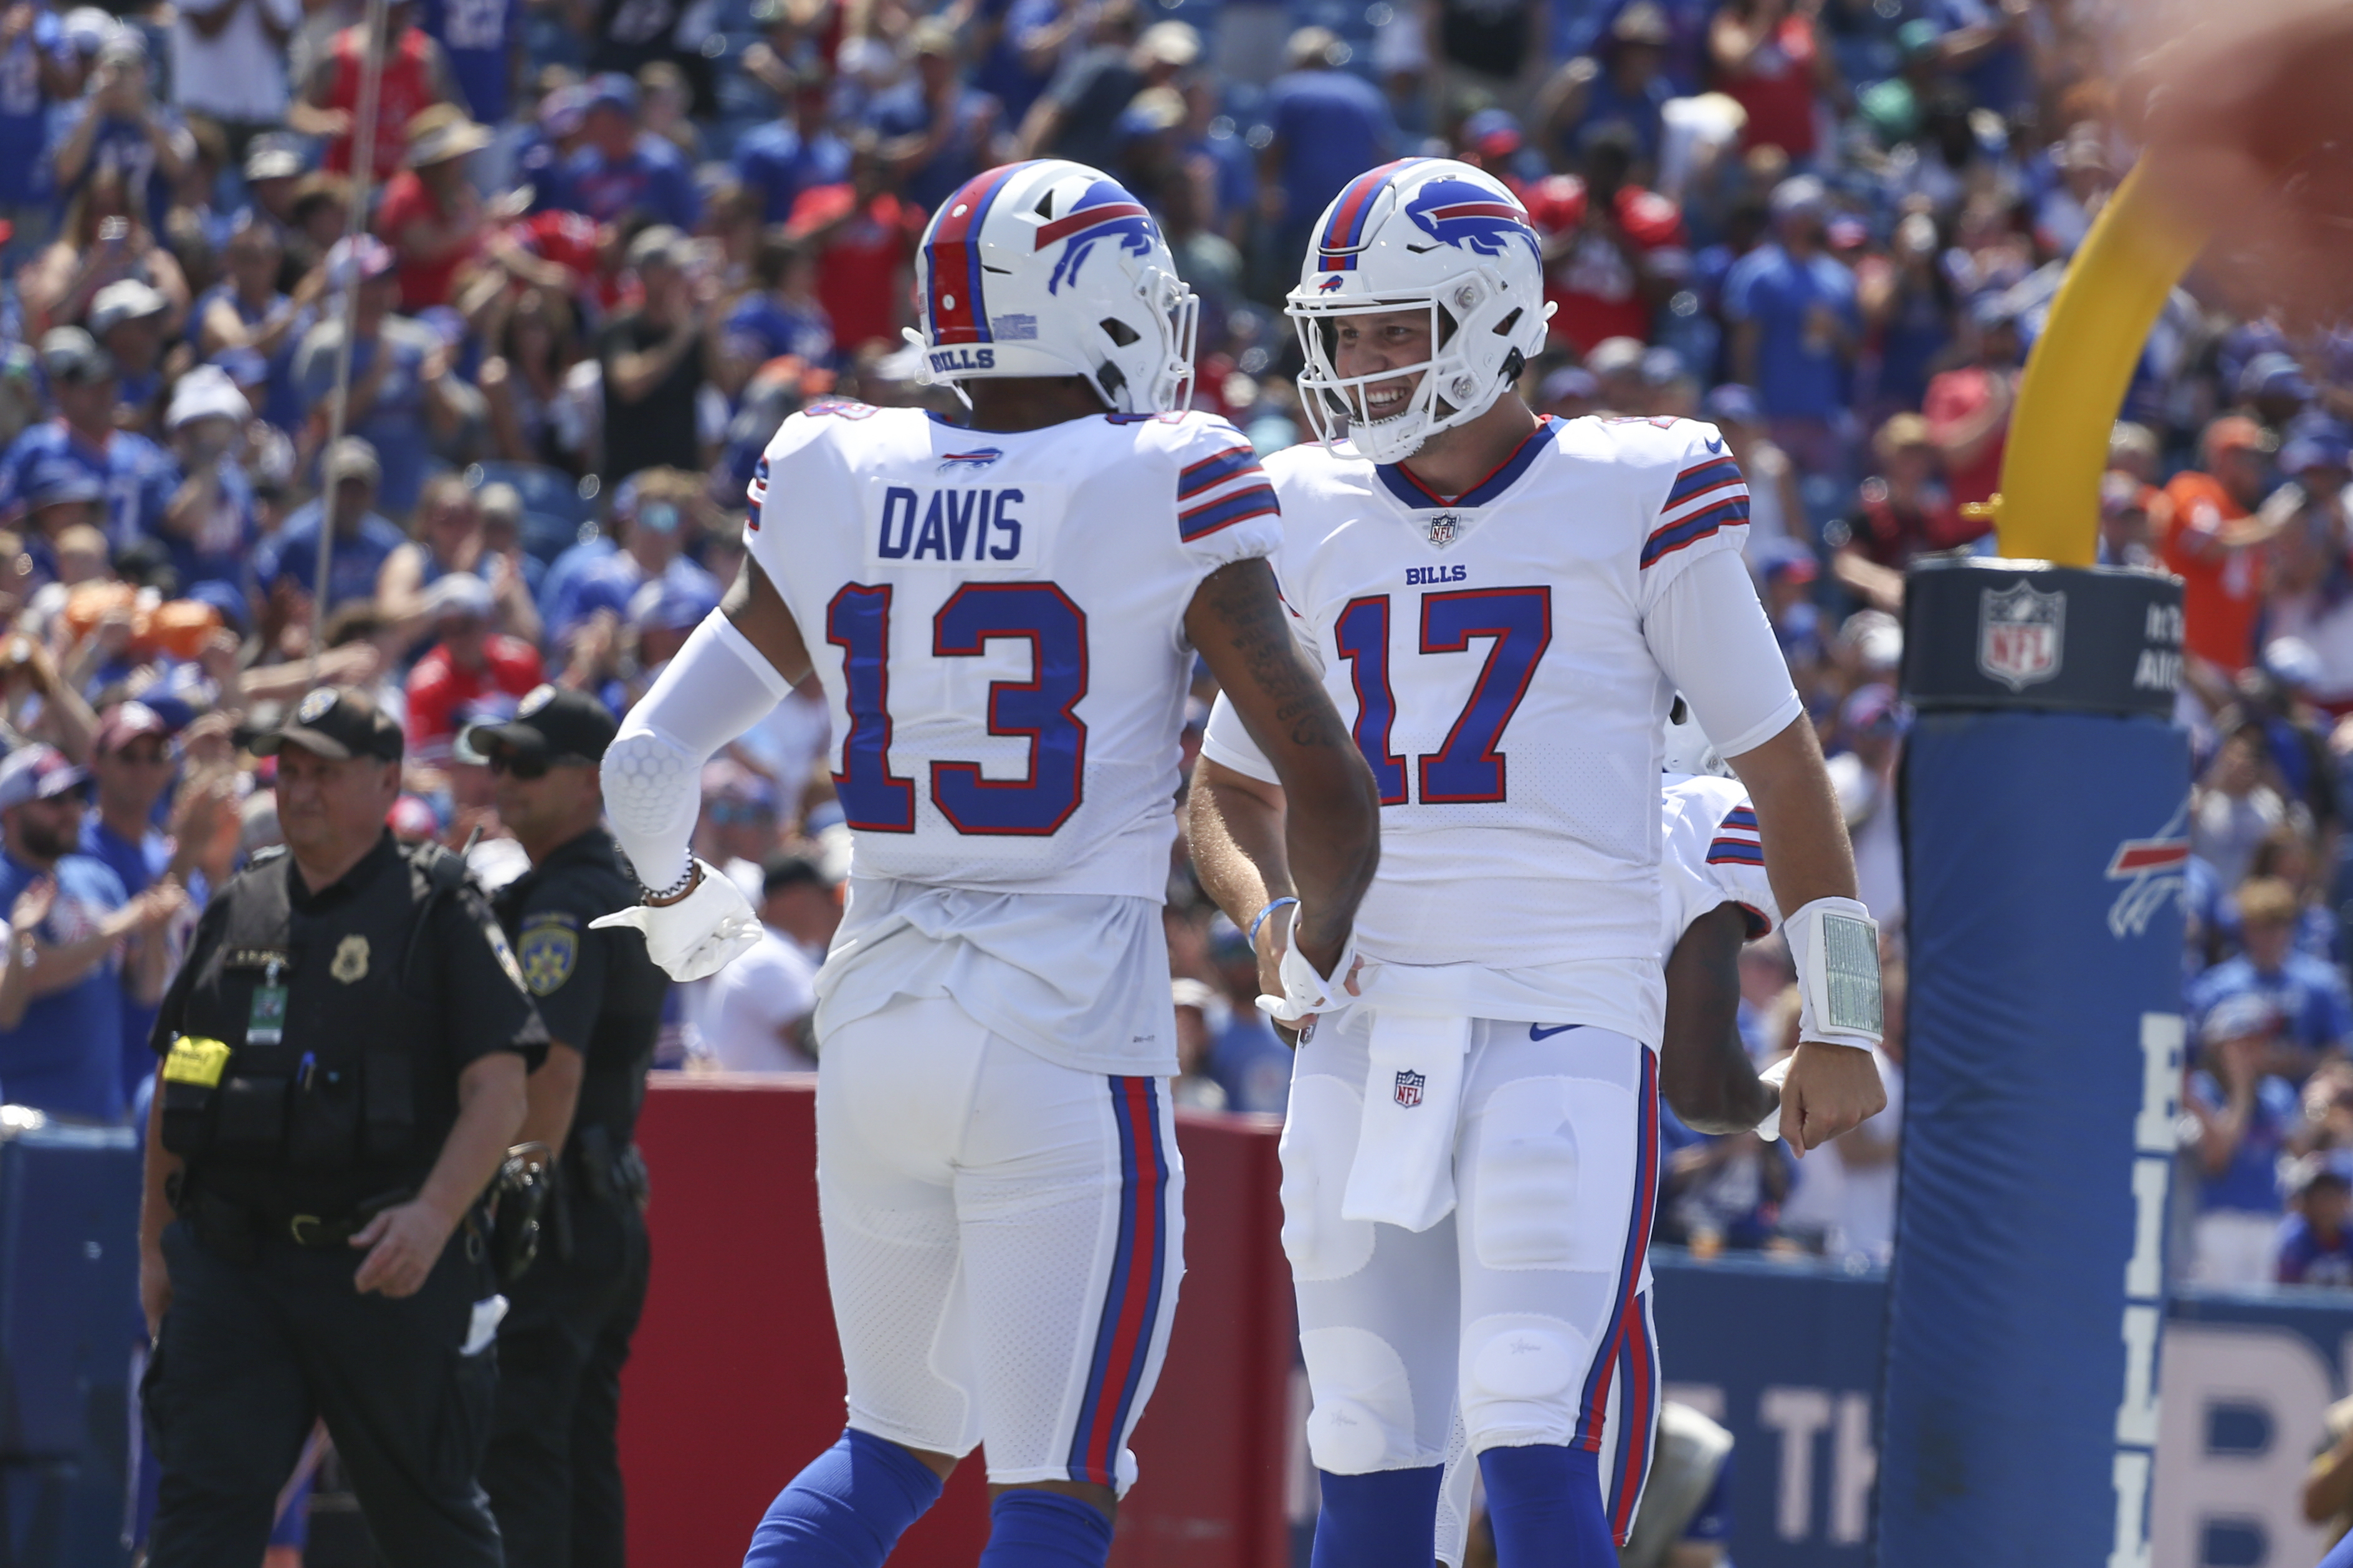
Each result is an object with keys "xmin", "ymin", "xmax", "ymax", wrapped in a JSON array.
[
  {"xmin": 865, "ymin": 477, "xmax": 1061, "ymax": 570},
  {"xmin": 1394, "ymin": 1070, "xmax": 1426, "ymax": 1108},
  {"xmin": 1977, "ymin": 582, "xmax": 2065, "ymax": 691}
]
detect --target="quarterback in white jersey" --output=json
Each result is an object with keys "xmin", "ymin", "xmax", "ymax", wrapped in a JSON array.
[
  {"xmin": 588, "ymin": 160, "xmax": 1378, "ymax": 1568},
  {"xmin": 1186, "ymin": 156, "xmax": 1886, "ymax": 1568}
]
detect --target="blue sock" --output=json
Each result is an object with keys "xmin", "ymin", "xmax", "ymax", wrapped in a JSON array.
[
  {"xmin": 743, "ymin": 1428, "xmax": 944, "ymax": 1568},
  {"xmin": 1479, "ymin": 1443, "xmax": 1614, "ymax": 1567},
  {"xmin": 975, "ymin": 1490, "xmax": 1114, "ymax": 1568},
  {"xmin": 1310, "ymin": 1466, "xmax": 1443, "ymax": 1568}
]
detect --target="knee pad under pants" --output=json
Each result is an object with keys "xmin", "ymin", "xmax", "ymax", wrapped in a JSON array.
[{"xmin": 1282, "ymin": 1017, "xmax": 1658, "ymax": 1476}]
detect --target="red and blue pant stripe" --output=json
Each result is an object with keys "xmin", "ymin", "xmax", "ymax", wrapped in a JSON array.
[
  {"xmin": 1065, "ymin": 1076, "xmax": 1172, "ymax": 1485},
  {"xmin": 1571, "ymin": 1050, "xmax": 1660, "ymax": 1539}
]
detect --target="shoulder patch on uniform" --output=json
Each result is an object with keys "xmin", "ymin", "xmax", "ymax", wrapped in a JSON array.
[{"xmin": 517, "ymin": 918, "xmax": 578, "ymax": 997}]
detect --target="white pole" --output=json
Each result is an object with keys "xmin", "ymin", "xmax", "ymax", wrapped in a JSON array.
[{"xmin": 310, "ymin": 0, "xmax": 393, "ymax": 675}]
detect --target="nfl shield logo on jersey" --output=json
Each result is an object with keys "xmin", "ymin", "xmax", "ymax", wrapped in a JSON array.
[
  {"xmin": 1394, "ymin": 1070, "xmax": 1426, "ymax": 1108},
  {"xmin": 1977, "ymin": 582, "xmax": 2066, "ymax": 692},
  {"xmin": 1426, "ymin": 511, "xmax": 1462, "ymax": 546}
]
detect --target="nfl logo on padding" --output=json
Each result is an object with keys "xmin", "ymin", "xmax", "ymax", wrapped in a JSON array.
[
  {"xmin": 1977, "ymin": 582, "xmax": 2065, "ymax": 692},
  {"xmin": 1394, "ymin": 1070, "xmax": 1425, "ymax": 1108}
]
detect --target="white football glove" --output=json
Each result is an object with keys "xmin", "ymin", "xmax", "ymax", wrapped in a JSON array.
[
  {"xmin": 588, "ymin": 860, "xmax": 762, "ymax": 981},
  {"xmin": 1754, "ymin": 1055, "xmax": 1795, "ymax": 1143},
  {"xmin": 1255, "ymin": 907, "xmax": 1359, "ymax": 1026}
]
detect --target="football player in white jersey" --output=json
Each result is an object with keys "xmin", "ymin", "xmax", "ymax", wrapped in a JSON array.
[
  {"xmin": 585, "ymin": 159, "xmax": 1380, "ymax": 1568},
  {"xmin": 1185, "ymin": 157, "xmax": 1886, "ymax": 1566}
]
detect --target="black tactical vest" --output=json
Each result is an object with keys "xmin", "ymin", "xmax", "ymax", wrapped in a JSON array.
[{"xmin": 160, "ymin": 842, "xmax": 462, "ymax": 1215}]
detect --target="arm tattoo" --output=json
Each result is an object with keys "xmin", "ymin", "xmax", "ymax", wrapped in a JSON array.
[{"xmin": 1197, "ymin": 561, "xmax": 1343, "ymax": 750}]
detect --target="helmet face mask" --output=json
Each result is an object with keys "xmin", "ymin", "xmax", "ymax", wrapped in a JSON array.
[
  {"xmin": 910, "ymin": 159, "xmax": 1198, "ymax": 415},
  {"xmin": 1286, "ymin": 158, "xmax": 1551, "ymax": 465}
]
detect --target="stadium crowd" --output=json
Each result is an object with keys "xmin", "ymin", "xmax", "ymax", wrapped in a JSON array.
[{"xmin": 0, "ymin": 0, "xmax": 2333, "ymax": 1291}]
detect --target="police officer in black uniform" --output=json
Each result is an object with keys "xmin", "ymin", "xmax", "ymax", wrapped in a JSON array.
[
  {"xmin": 465, "ymin": 686, "xmax": 669, "ymax": 1568},
  {"xmin": 136, "ymin": 687, "xmax": 546, "ymax": 1568}
]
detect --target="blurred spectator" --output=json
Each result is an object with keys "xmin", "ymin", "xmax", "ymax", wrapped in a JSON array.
[
  {"xmin": 699, "ymin": 852, "xmax": 839, "ymax": 1072},
  {"xmin": 1923, "ymin": 295, "xmax": 2021, "ymax": 515},
  {"xmin": 598, "ymin": 227, "xmax": 717, "ymax": 480},
  {"xmin": 722, "ymin": 232, "xmax": 834, "ymax": 382},
  {"xmin": 0, "ymin": 1, "xmax": 71, "ymax": 256},
  {"xmin": 1201, "ymin": 918, "xmax": 1292, "ymax": 1113},
  {"xmin": 255, "ymin": 434, "xmax": 404, "ymax": 615},
  {"xmin": 2280, "ymin": 1162, "xmax": 2353, "ymax": 1286},
  {"xmin": 376, "ymin": 105, "xmax": 492, "ymax": 312},
  {"xmin": 1170, "ymin": 977, "xmax": 1228, "ymax": 1109},
  {"xmin": 1827, "ymin": 683, "xmax": 1905, "ymax": 927},
  {"xmin": 0, "ymin": 743, "xmax": 181, "ymax": 1122},
  {"xmin": 785, "ymin": 140, "xmax": 921, "ymax": 362},
  {"xmin": 1855, "ymin": 209, "xmax": 1955, "ymax": 422},
  {"xmin": 695, "ymin": 759, "xmax": 781, "ymax": 895},
  {"xmin": 2187, "ymin": 991, "xmax": 2301, "ymax": 1286},
  {"xmin": 557, "ymin": 73, "xmax": 700, "ymax": 230},
  {"xmin": 290, "ymin": 0, "xmax": 452, "ymax": 183},
  {"xmin": 1256, "ymin": 27, "xmax": 1395, "ymax": 281},
  {"xmin": 194, "ymin": 214, "xmax": 317, "ymax": 435},
  {"xmin": 22, "ymin": 163, "xmax": 192, "ymax": 342},
  {"xmin": 1723, "ymin": 176, "xmax": 1858, "ymax": 480},
  {"xmin": 1702, "ymin": 384, "xmax": 1799, "ymax": 554},
  {"xmin": 1535, "ymin": 2, "xmax": 1675, "ymax": 174},
  {"xmin": 2192, "ymin": 725, "xmax": 2290, "ymax": 891},
  {"xmin": 1707, "ymin": 0, "xmax": 1838, "ymax": 166},
  {"xmin": 0, "ymin": 329, "xmax": 174, "ymax": 551},
  {"xmin": 173, "ymin": 0, "xmax": 300, "ymax": 161},
  {"xmin": 403, "ymin": 571, "xmax": 544, "ymax": 764},
  {"xmin": 2188, "ymin": 877, "xmax": 2351, "ymax": 1081},
  {"xmin": 1523, "ymin": 123, "xmax": 1686, "ymax": 357},
  {"xmin": 1430, "ymin": 0, "xmax": 1544, "ymax": 125},
  {"xmin": 2097, "ymin": 470, "xmax": 2160, "ymax": 572},
  {"xmin": 90, "ymin": 278, "xmax": 171, "ymax": 435},
  {"xmin": 1828, "ymin": 414, "xmax": 1970, "ymax": 614},
  {"xmin": 734, "ymin": 71, "xmax": 851, "ymax": 227},
  {"xmin": 417, "ymin": 0, "xmax": 522, "ymax": 127},
  {"xmin": 2165, "ymin": 416, "xmax": 2284, "ymax": 679},
  {"xmin": 871, "ymin": 19, "xmax": 1006, "ymax": 216},
  {"xmin": 50, "ymin": 32, "xmax": 189, "ymax": 240},
  {"xmin": 159, "ymin": 364, "xmax": 258, "ymax": 591},
  {"xmin": 378, "ymin": 472, "xmax": 540, "ymax": 645},
  {"xmin": 1017, "ymin": 8, "xmax": 1195, "ymax": 174},
  {"xmin": 294, "ymin": 235, "xmax": 478, "ymax": 518}
]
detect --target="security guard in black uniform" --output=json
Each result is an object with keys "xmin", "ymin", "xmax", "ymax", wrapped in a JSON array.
[
  {"xmin": 136, "ymin": 687, "xmax": 546, "ymax": 1568},
  {"xmin": 465, "ymin": 686, "xmax": 669, "ymax": 1568}
]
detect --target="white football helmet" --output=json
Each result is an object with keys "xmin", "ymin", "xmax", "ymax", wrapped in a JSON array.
[
  {"xmin": 908, "ymin": 159, "xmax": 1198, "ymax": 414},
  {"xmin": 1662, "ymin": 695, "xmax": 1733, "ymax": 779},
  {"xmin": 1286, "ymin": 158, "xmax": 1553, "ymax": 463}
]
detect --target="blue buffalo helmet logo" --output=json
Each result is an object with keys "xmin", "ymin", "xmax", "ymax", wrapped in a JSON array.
[
  {"xmin": 1036, "ymin": 179, "xmax": 1159, "ymax": 294},
  {"xmin": 1317, "ymin": 274, "xmax": 1347, "ymax": 293},
  {"xmin": 1403, "ymin": 177, "xmax": 1539, "ymax": 260}
]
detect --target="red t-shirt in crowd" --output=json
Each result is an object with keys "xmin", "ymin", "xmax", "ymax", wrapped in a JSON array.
[
  {"xmin": 1922, "ymin": 366, "xmax": 2009, "ymax": 511},
  {"xmin": 2162, "ymin": 470, "xmax": 2264, "ymax": 674},
  {"xmin": 1520, "ymin": 176, "xmax": 1689, "ymax": 354},
  {"xmin": 1722, "ymin": 14, "xmax": 1821, "ymax": 161},
  {"xmin": 404, "ymin": 634, "xmax": 545, "ymax": 761},
  {"xmin": 501, "ymin": 211, "xmax": 626, "ymax": 318},
  {"xmin": 323, "ymin": 26, "xmax": 437, "ymax": 183},
  {"xmin": 376, "ymin": 171, "xmax": 476, "ymax": 313},
  {"xmin": 786, "ymin": 185, "xmax": 922, "ymax": 354}
]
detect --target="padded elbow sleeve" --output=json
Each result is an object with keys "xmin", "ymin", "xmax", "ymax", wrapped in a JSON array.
[{"xmin": 601, "ymin": 611, "xmax": 796, "ymax": 885}]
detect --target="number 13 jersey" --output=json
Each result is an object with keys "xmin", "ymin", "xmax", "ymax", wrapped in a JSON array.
[{"xmin": 1203, "ymin": 414, "xmax": 1798, "ymax": 1047}]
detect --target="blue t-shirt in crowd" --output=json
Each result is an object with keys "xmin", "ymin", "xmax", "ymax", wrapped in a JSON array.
[
  {"xmin": 0, "ymin": 15, "xmax": 65, "ymax": 207},
  {"xmin": 46, "ymin": 102, "xmax": 183, "ymax": 235},
  {"xmin": 293, "ymin": 323, "xmax": 437, "ymax": 516},
  {"xmin": 1266, "ymin": 68, "xmax": 1395, "ymax": 234},
  {"xmin": 1555, "ymin": 65, "xmax": 1673, "ymax": 166},
  {"xmin": 160, "ymin": 456, "xmax": 257, "ymax": 594},
  {"xmin": 1210, "ymin": 1015, "xmax": 1294, "ymax": 1116},
  {"xmin": 193, "ymin": 282, "xmax": 312, "ymax": 432},
  {"xmin": 2278, "ymin": 1211, "xmax": 2353, "ymax": 1286},
  {"xmin": 559, "ymin": 551, "xmax": 717, "ymax": 641},
  {"xmin": 0, "ymin": 848, "xmax": 129, "ymax": 1123},
  {"xmin": 733, "ymin": 119, "xmax": 852, "ymax": 225},
  {"xmin": 1722, "ymin": 242, "xmax": 1859, "ymax": 421},
  {"xmin": 537, "ymin": 532, "xmax": 618, "ymax": 635},
  {"xmin": 2187, "ymin": 1069, "xmax": 2298, "ymax": 1215},
  {"xmin": 561, "ymin": 134, "xmax": 700, "ymax": 229},
  {"xmin": 78, "ymin": 817, "xmax": 204, "ymax": 1112},
  {"xmin": 970, "ymin": 0, "xmax": 1061, "ymax": 125},
  {"xmin": 722, "ymin": 293, "xmax": 834, "ymax": 370},
  {"xmin": 256, "ymin": 501, "xmax": 408, "ymax": 611},
  {"xmin": 864, "ymin": 83, "xmax": 998, "ymax": 214},
  {"xmin": 2187, "ymin": 952, "xmax": 2353, "ymax": 1061},
  {"xmin": 419, "ymin": 0, "xmax": 521, "ymax": 125},
  {"xmin": 0, "ymin": 419, "xmax": 177, "ymax": 550}
]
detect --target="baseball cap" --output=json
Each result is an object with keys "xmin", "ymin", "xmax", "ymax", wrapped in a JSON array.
[
  {"xmin": 628, "ymin": 574, "xmax": 720, "ymax": 632},
  {"xmin": 327, "ymin": 234, "xmax": 398, "ymax": 287},
  {"xmin": 90, "ymin": 279, "xmax": 169, "ymax": 337},
  {"xmin": 96, "ymin": 28, "xmax": 145, "ymax": 66},
  {"xmin": 1462, "ymin": 107, "xmax": 1522, "ymax": 159},
  {"xmin": 462, "ymin": 684, "xmax": 619, "ymax": 769},
  {"xmin": 94, "ymin": 700, "xmax": 171, "ymax": 755},
  {"xmin": 166, "ymin": 364, "xmax": 249, "ymax": 429},
  {"xmin": 626, "ymin": 224, "xmax": 688, "ymax": 271},
  {"xmin": 252, "ymin": 687, "xmax": 405, "ymax": 763},
  {"xmin": 1754, "ymin": 536, "xmax": 1818, "ymax": 585},
  {"xmin": 1136, "ymin": 20, "xmax": 1200, "ymax": 67},
  {"xmin": 323, "ymin": 435, "xmax": 382, "ymax": 487},
  {"xmin": 243, "ymin": 140, "xmax": 304, "ymax": 183},
  {"xmin": 2265, "ymin": 636, "xmax": 2324, "ymax": 692},
  {"xmin": 25, "ymin": 458, "xmax": 103, "ymax": 510},
  {"xmin": 2281, "ymin": 425, "xmax": 2352, "ymax": 477},
  {"xmin": 538, "ymin": 83, "xmax": 588, "ymax": 137},
  {"xmin": 1586, "ymin": 336, "xmax": 1646, "ymax": 379},
  {"xmin": 2240, "ymin": 350, "xmax": 2312, "ymax": 405},
  {"xmin": 585, "ymin": 72, "xmax": 639, "ymax": 115},
  {"xmin": 2202, "ymin": 990, "xmax": 2277, "ymax": 1047},
  {"xmin": 760, "ymin": 851, "xmax": 833, "ymax": 897},
  {"xmin": 1704, "ymin": 383, "xmax": 1763, "ymax": 427},
  {"xmin": 386, "ymin": 794, "xmax": 441, "ymax": 839},
  {"xmin": 0, "ymin": 746, "xmax": 88, "ymax": 812},
  {"xmin": 1639, "ymin": 345, "xmax": 1687, "ymax": 387},
  {"xmin": 1769, "ymin": 174, "xmax": 1827, "ymax": 222},
  {"xmin": 1611, "ymin": 0, "xmax": 1670, "ymax": 45},
  {"xmin": 39, "ymin": 326, "xmax": 115, "ymax": 386},
  {"xmin": 424, "ymin": 571, "xmax": 496, "ymax": 622},
  {"xmin": 1537, "ymin": 366, "xmax": 1598, "ymax": 407}
]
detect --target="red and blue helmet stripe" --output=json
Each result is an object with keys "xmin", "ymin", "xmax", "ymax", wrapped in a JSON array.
[
  {"xmin": 1317, "ymin": 158, "xmax": 1426, "ymax": 271},
  {"xmin": 925, "ymin": 164, "xmax": 1023, "ymax": 345}
]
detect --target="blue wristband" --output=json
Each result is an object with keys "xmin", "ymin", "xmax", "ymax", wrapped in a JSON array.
[{"xmin": 1249, "ymin": 896, "xmax": 1299, "ymax": 944}]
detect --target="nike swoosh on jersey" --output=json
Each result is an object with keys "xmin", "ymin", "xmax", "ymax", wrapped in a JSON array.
[
  {"xmin": 1704, "ymin": 437, "xmax": 1725, "ymax": 454},
  {"xmin": 1529, "ymin": 1024, "xmax": 1582, "ymax": 1040}
]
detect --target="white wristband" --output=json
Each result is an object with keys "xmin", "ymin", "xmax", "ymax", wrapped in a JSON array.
[{"xmin": 1783, "ymin": 896, "xmax": 1883, "ymax": 1048}]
